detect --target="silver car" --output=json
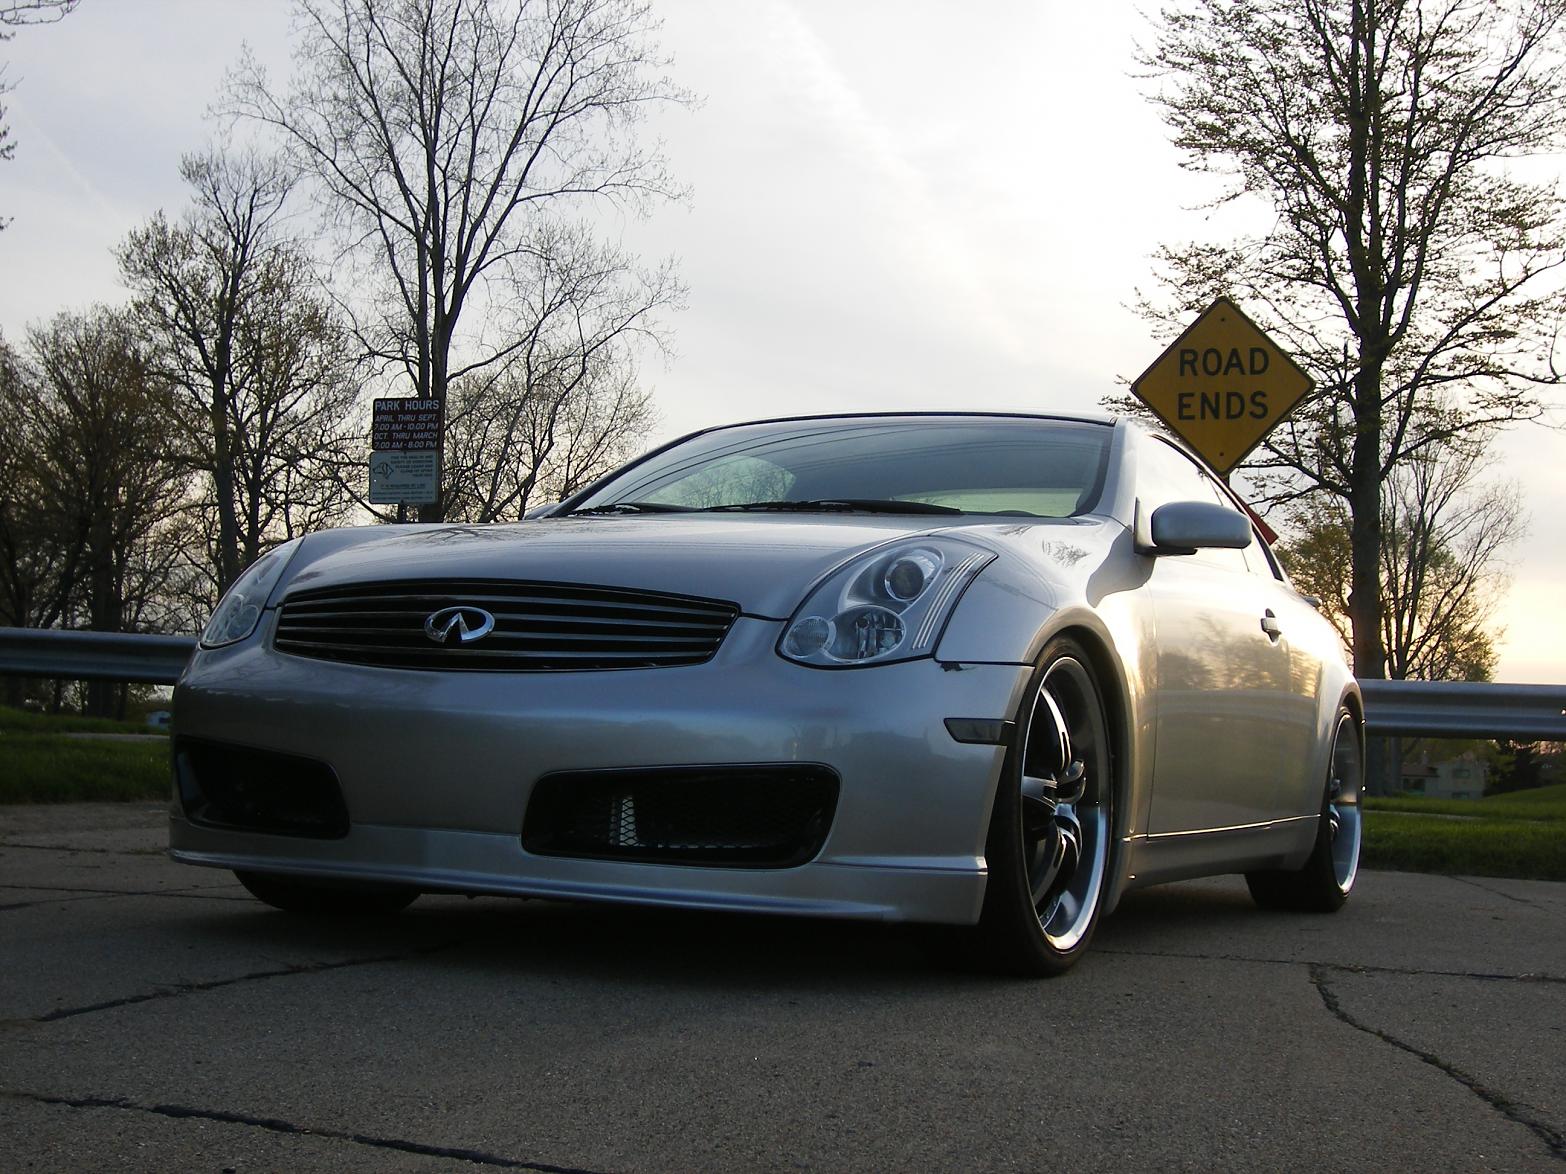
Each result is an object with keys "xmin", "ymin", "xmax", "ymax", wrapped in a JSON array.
[{"xmin": 170, "ymin": 413, "xmax": 1363, "ymax": 975}]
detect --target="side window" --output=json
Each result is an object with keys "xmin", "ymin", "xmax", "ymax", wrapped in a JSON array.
[
  {"xmin": 1138, "ymin": 438, "xmax": 1251, "ymax": 574},
  {"xmin": 1246, "ymin": 525, "xmax": 1287, "ymax": 581}
]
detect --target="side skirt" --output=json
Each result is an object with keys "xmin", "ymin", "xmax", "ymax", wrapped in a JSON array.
[{"xmin": 1117, "ymin": 816, "xmax": 1318, "ymax": 893}]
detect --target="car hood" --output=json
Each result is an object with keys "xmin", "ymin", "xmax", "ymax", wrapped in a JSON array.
[{"xmin": 277, "ymin": 514, "xmax": 992, "ymax": 619}]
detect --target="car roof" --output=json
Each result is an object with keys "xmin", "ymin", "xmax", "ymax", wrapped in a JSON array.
[{"xmin": 677, "ymin": 410, "xmax": 1118, "ymax": 434}]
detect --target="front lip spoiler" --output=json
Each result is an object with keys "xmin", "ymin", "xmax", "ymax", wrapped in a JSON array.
[{"xmin": 168, "ymin": 826, "xmax": 990, "ymax": 926}]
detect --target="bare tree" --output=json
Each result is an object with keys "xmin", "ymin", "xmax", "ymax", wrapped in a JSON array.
[
  {"xmin": 225, "ymin": 0, "xmax": 689, "ymax": 520},
  {"xmin": 438, "ymin": 228, "xmax": 671, "ymax": 521},
  {"xmin": 1139, "ymin": 0, "xmax": 1566, "ymax": 687},
  {"xmin": 119, "ymin": 149, "xmax": 361, "ymax": 595},
  {"xmin": 0, "ymin": 1, "xmax": 79, "ymax": 20},
  {"xmin": 0, "ymin": 0, "xmax": 78, "ymax": 229}
]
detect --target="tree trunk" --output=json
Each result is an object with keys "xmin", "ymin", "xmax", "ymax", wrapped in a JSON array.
[{"xmin": 1349, "ymin": 353, "xmax": 1392, "ymax": 792}]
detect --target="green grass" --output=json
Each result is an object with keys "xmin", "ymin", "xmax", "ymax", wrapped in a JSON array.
[
  {"xmin": 0, "ymin": 733, "xmax": 172, "ymax": 803},
  {"xmin": 1362, "ymin": 783, "xmax": 1566, "ymax": 881},
  {"xmin": 0, "ymin": 704, "xmax": 164, "ymax": 737},
  {"xmin": 1365, "ymin": 782, "xmax": 1566, "ymax": 821}
]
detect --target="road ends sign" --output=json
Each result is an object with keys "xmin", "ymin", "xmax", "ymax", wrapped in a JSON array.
[{"xmin": 1131, "ymin": 297, "xmax": 1313, "ymax": 475}]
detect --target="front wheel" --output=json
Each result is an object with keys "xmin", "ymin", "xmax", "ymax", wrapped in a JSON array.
[
  {"xmin": 978, "ymin": 638, "xmax": 1114, "ymax": 976},
  {"xmin": 1246, "ymin": 707, "xmax": 1363, "ymax": 912},
  {"xmin": 235, "ymin": 870, "xmax": 420, "ymax": 916}
]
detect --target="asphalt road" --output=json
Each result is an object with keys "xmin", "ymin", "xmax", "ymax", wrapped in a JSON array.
[{"xmin": 1, "ymin": 803, "xmax": 1562, "ymax": 1173}]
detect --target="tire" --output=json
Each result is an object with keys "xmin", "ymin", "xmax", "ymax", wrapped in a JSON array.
[
  {"xmin": 235, "ymin": 870, "xmax": 420, "ymax": 916},
  {"xmin": 978, "ymin": 637, "xmax": 1115, "ymax": 976},
  {"xmin": 1246, "ymin": 707, "xmax": 1363, "ymax": 913}
]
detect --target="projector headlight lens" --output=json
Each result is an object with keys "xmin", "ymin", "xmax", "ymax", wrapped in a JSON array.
[{"xmin": 779, "ymin": 539, "xmax": 992, "ymax": 667}]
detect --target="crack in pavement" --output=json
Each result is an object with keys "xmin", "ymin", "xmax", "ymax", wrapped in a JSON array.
[
  {"xmin": 1096, "ymin": 946, "xmax": 1566, "ymax": 985},
  {"xmin": 0, "ymin": 1089, "xmax": 609, "ymax": 1172},
  {"xmin": 0, "ymin": 881, "xmax": 242, "ymax": 912},
  {"xmin": 0, "ymin": 889, "xmax": 249, "ymax": 913},
  {"xmin": 0, "ymin": 841, "xmax": 164, "ymax": 857},
  {"xmin": 1, "ymin": 882, "xmax": 233, "ymax": 895},
  {"xmin": 1308, "ymin": 963, "xmax": 1566, "ymax": 1163},
  {"xmin": 1449, "ymin": 875, "xmax": 1544, "ymax": 907},
  {"xmin": 26, "ymin": 941, "xmax": 465, "ymax": 1024}
]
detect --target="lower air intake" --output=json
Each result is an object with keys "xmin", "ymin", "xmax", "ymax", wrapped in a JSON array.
[
  {"xmin": 522, "ymin": 765, "xmax": 839, "ymax": 868},
  {"xmin": 175, "ymin": 738, "xmax": 349, "ymax": 839}
]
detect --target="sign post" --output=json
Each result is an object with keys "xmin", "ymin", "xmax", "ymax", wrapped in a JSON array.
[
  {"xmin": 370, "ymin": 398, "xmax": 442, "ymax": 511},
  {"xmin": 1131, "ymin": 297, "xmax": 1313, "ymax": 476}
]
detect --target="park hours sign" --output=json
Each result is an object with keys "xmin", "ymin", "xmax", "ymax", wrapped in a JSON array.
[
  {"xmin": 1131, "ymin": 297, "xmax": 1313, "ymax": 475},
  {"xmin": 369, "ymin": 397, "xmax": 442, "ymax": 506}
]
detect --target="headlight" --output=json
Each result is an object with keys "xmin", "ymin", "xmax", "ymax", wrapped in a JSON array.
[
  {"xmin": 779, "ymin": 537, "xmax": 995, "ymax": 667},
  {"xmin": 199, "ymin": 539, "xmax": 303, "ymax": 649}
]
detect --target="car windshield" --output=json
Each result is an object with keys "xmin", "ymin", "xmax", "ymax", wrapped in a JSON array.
[{"xmin": 567, "ymin": 416, "xmax": 1112, "ymax": 518}]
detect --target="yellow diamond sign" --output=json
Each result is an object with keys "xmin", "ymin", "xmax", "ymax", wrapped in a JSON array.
[{"xmin": 1131, "ymin": 297, "xmax": 1314, "ymax": 475}]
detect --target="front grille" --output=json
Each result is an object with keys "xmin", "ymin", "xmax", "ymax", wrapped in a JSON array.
[
  {"xmin": 522, "ymin": 766, "xmax": 840, "ymax": 868},
  {"xmin": 175, "ymin": 738, "xmax": 349, "ymax": 839},
  {"xmin": 273, "ymin": 579, "xmax": 740, "ymax": 671}
]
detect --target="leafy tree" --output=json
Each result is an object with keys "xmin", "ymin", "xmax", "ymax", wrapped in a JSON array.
[
  {"xmin": 225, "ymin": 0, "xmax": 689, "ymax": 521},
  {"xmin": 1486, "ymin": 739, "xmax": 1564, "ymax": 793},
  {"xmin": 1277, "ymin": 443, "xmax": 1521, "ymax": 681},
  {"xmin": 1139, "ymin": 0, "xmax": 1566, "ymax": 687},
  {"xmin": 119, "ymin": 149, "xmax": 361, "ymax": 596},
  {"xmin": 0, "ymin": 330, "xmax": 60, "ymax": 636},
  {"xmin": 20, "ymin": 308, "xmax": 193, "ymax": 716}
]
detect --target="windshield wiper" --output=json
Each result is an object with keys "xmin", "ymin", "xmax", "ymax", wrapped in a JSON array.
[
  {"xmin": 701, "ymin": 498, "xmax": 964, "ymax": 516},
  {"xmin": 568, "ymin": 501, "xmax": 695, "ymax": 515}
]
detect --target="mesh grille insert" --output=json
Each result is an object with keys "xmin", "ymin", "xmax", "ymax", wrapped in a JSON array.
[
  {"xmin": 274, "ymin": 579, "xmax": 740, "ymax": 671},
  {"xmin": 522, "ymin": 765, "xmax": 839, "ymax": 868}
]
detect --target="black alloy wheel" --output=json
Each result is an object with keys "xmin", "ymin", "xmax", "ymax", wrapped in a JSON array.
[
  {"xmin": 979, "ymin": 637, "xmax": 1114, "ymax": 976},
  {"xmin": 1246, "ymin": 706, "xmax": 1363, "ymax": 912}
]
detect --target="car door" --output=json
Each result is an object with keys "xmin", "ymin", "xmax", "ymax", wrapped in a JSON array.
[
  {"xmin": 1241, "ymin": 524, "xmax": 1335, "ymax": 821},
  {"xmin": 1136, "ymin": 437, "xmax": 1294, "ymax": 835}
]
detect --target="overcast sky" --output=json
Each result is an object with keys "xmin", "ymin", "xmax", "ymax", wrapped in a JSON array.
[{"xmin": 2, "ymin": 0, "xmax": 1562, "ymax": 683}]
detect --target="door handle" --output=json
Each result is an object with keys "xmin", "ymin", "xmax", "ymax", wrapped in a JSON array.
[{"xmin": 1261, "ymin": 610, "xmax": 1282, "ymax": 641}]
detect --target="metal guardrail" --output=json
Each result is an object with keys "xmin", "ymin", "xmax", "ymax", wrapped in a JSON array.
[
  {"xmin": 1358, "ymin": 679, "xmax": 1566, "ymax": 742},
  {"xmin": 1, "ymin": 626, "xmax": 1563, "ymax": 741},
  {"xmin": 0, "ymin": 627, "xmax": 197, "ymax": 686}
]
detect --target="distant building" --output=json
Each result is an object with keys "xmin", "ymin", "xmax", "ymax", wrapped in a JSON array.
[{"xmin": 1399, "ymin": 750, "xmax": 1488, "ymax": 800}]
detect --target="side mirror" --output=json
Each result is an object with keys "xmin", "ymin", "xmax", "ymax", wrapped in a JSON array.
[{"xmin": 1144, "ymin": 501, "xmax": 1253, "ymax": 556}]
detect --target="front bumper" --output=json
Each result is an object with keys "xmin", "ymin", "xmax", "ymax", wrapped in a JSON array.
[{"xmin": 170, "ymin": 616, "xmax": 1032, "ymax": 924}]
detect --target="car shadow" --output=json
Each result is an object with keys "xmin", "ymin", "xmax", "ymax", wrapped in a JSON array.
[{"xmin": 178, "ymin": 877, "xmax": 1273, "ymax": 990}]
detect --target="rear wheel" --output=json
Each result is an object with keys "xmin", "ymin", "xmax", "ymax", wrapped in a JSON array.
[
  {"xmin": 978, "ymin": 638, "xmax": 1114, "ymax": 976},
  {"xmin": 1246, "ymin": 707, "xmax": 1363, "ymax": 912},
  {"xmin": 235, "ymin": 870, "xmax": 419, "ymax": 916}
]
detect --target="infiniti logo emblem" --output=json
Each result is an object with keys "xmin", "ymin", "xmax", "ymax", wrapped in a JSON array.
[{"xmin": 424, "ymin": 605, "xmax": 496, "ymax": 645}]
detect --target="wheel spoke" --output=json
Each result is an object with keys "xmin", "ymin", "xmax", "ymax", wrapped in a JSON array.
[
  {"xmin": 1028, "ymin": 833, "xmax": 1067, "ymax": 906},
  {"xmin": 1020, "ymin": 773, "xmax": 1058, "ymax": 836},
  {"xmin": 1048, "ymin": 888, "xmax": 1081, "ymax": 931},
  {"xmin": 1027, "ymin": 805, "xmax": 1083, "ymax": 913},
  {"xmin": 1054, "ymin": 805, "xmax": 1083, "ymax": 879}
]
